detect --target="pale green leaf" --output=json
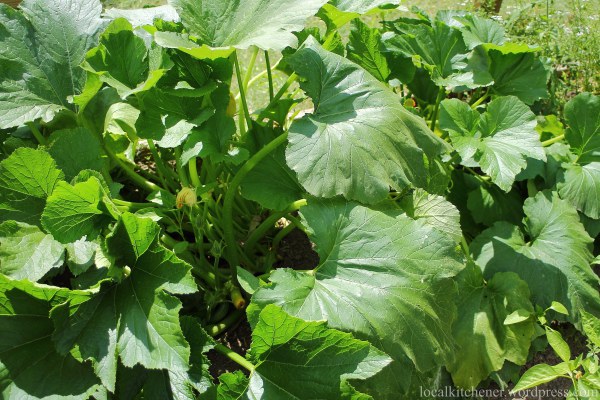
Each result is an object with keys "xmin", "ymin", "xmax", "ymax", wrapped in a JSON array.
[
  {"xmin": 545, "ymin": 327, "xmax": 571, "ymax": 362},
  {"xmin": 285, "ymin": 37, "xmax": 446, "ymax": 204},
  {"xmin": 65, "ymin": 238, "xmax": 98, "ymax": 276},
  {"xmin": 0, "ymin": 221, "xmax": 64, "ymax": 281},
  {"xmin": 472, "ymin": 191, "xmax": 599, "ymax": 325},
  {"xmin": 105, "ymin": 5, "xmax": 179, "ymax": 27},
  {"xmin": 456, "ymin": 14, "xmax": 506, "ymax": 49},
  {"xmin": 399, "ymin": 188, "xmax": 462, "ymax": 242},
  {"xmin": 440, "ymin": 96, "xmax": 545, "ymax": 191},
  {"xmin": 581, "ymin": 310, "xmax": 600, "ymax": 348},
  {"xmin": 170, "ymin": 0, "xmax": 327, "ymax": 51},
  {"xmin": 236, "ymin": 267, "xmax": 260, "ymax": 295},
  {"xmin": 0, "ymin": 0, "xmax": 105, "ymax": 128},
  {"xmin": 512, "ymin": 363, "xmax": 570, "ymax": 392}
]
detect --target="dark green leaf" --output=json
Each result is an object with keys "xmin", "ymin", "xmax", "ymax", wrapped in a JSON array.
[
  {"xmin": 448, "ymin": 264, "xmax": 536, "ymax": 388},
  {"xmin": 472, "ymin": 191, "xmax": 599, "ymax": 325},
  {"xmin": 347, "ymin": 19, "xmax": 390, "ymax": 82},
  {"xmin": 48, "ymin": 127, "xmax": 107, "ymax": 180}
]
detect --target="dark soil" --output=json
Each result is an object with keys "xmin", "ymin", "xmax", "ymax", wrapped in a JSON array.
[
  {"xmin": 207, "ymin": 316, "xmax": 252, "ymax": 382},
  {"xmin": 273, "ymin": 228, "xmax": 320, "ymax": 270}
]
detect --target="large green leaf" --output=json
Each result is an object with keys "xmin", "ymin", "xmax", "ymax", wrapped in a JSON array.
[
  {"xmin": 558, "ymin": 93, "xmax": 600, "ymax": 219},
  {"xmin": 169, "ymin": 0, "xmax": 327, "ymax": 51},
  {"xmin": 487, "ymin": 48, "xmax": 550, "ymax": 105},
  {"xmin": 218, "ymin": 305, "xmax": 391, "ymax": 399},
  {"xmin": 285, "ymin": 37, "xmax": 446, "ymax": 204},
  {"xmin": 447, "ymin": 264, "xmax": 536, "ymax": 388},
  {"xmin": 456, "ymin": 14, "xmax": 506, "ymax": 49},
  {"xmin": 240, "ymin": 140, "xmax": 304, "ymax": 211},
  {"xmin": 0, "ymin": 221, "xmax": 64, "ymax": 281},
  {"xmin": 47, "ymin": 127, "xmax": 107, "ymax": 181},
  {"xmin": 249, "ymin": 199, "xmax": 464, "ymax": 396},
  {"xmin": 0, "ymin": 0, "xmax": 104, "ymax": 128},
  {"xmin": 0, "ymin": 148, "xmax": 64, "ymax": 225},
  {"xmin": 382, "ymin": 18, "xmax": 492, "ymax": 91},
  {"xmin": 84, "ymin": 18, "xmax": 173, "ymax": 98},
  {"xmin": 440, "ymin": 96, "xmax": 545, "ymax": 191},
  {"xmin": 41, "ymin": 177, "xmax": 116, "ymax": 244},
  {"xmin": 0, "ymin": 276, "xmax": 101, "ymax": 399},
  {"xmin": 347, "ymin": 19, "xmax": 390, "ymax": 82},
  {"xmin": 472, "ymin": 191, "xmax": 599, "ymax": 325},
  {"xmin": 51, "ymin": 213, "xmax": 197, "ymax": 392}
]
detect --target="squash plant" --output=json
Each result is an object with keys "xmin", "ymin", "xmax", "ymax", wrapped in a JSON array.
[{"xmin": 0, "ymin": 0, "xmax": 599, "ymax": 399}]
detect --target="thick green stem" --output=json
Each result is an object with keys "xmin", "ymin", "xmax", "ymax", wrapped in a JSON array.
[
  {"xmin": 189, "ymin": 157, "xmax": 201, "ymax": 188},
  {"xmin": 470, "ymin": 91, "xmax": 490, "ymax": 109},
  {"xmin": 114, "ymin": 198, "xmax": 160, "ymax": 212},
  {"xmin": 213, "ymin": 343, "xmax": 255, "ymax": 372},
  {"xmin": 257, "ymin": 73, "xmax": 297, "ymax": 122},
  {"xmin": 244, "ymin": 199, "xmax": 307, "ymax": 253},
  {"xmin": 206, "ymin": 309, "xmax": 245, "ymax": 336},
  {"xmin": 174, "ymin": 148, "xmax": 189, "ymax": 187},
  {"xmin": 223, "ymin": 131, "xmax": 289, "ymax": 268},
  {"xmin": 27, "ymin": 122, "xmax": 46, "ymax": 145},
  {"xmin": 264, "ymin": 51, "xmax": 275, "ymax": 101},
  {"xmin": 542, "ymin": 134, "xmax": 564, "ymax": 146},
  {"xmin": 147, "ymin": 139, "xmax": 176, "ymax": 190},
  {"xmin": 430, "ymin": 88, "xmax": 446, "ymax": 131},
  {"xmin": 234, "ymin": 52, "xmax": 252, "ymax": 135}
]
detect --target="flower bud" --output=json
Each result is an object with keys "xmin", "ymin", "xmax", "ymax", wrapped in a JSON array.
[{"xmin": 176, "ymin": 187, "xmax": 197, "ymax": 209}]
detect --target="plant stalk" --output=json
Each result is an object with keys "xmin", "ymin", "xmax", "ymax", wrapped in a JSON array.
[
  {"xmin": 541, "ymin": 134, "xmax": 564, "ymax": 146},
  {"xmin": 222, "ymin": 131, "xmax": 290, "ymax": 268},
  {"xmin": 213, "ymin": 343, "xmax": 255, "ymax": 372}
]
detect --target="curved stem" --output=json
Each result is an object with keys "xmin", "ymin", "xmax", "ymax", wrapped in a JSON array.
[
  {"xmin": 244, "ymin": 199, "xmax": 307, "ymax": 253},
  {"xmin": 27, "ymin": 122, "xmax": 46, "ymax": 145},
  {"xmin": 189, "ymin": 157, "xmax": 201, "ymax": 188},
  {"xmin": 257, "ymin": 73, "xmax": 297, "ymax": 122},
  {"xmin": 206, "ymin": 309, "xmax": 245, "ymax": 337},
  {"xmin": 174, "ymin": 148, "xmax": 189, "ymax": 187},
  {"xmin": 542, "ymin": 134, "xmax": 564, "ymax": 146},
  {"xmin": 430, "ymin": 88, "xmax": 446, "ymax": 131},
  {"xmin": 213, "ymin": 343, "xmax": 255, "ymax": 372},
  {"xmin": 147, "ymin": 139, "xmax": 176, "ymax": 191},
  {"xmin": 223, "ymin": 131, "xmax": 289, "ymax": 268}
]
